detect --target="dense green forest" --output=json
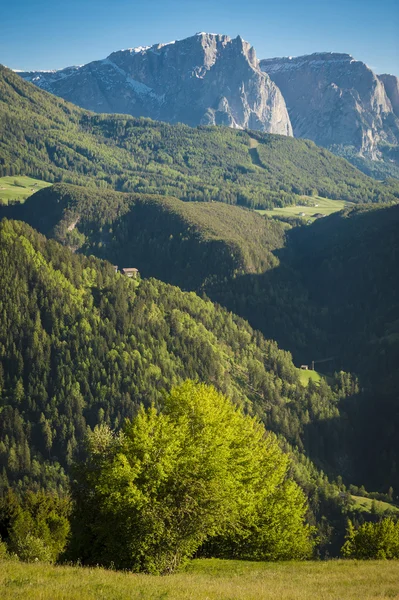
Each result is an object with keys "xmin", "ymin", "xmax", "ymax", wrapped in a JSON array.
[
  {"xmin": 0, "ymin": 218, "xmax": 351, "ymax": 488},
  {"xmin": 8, "ymin": 186, "xmax": 399, "ymax": 493},
  {"xmin": 1, "ymin": 65, "xmax": 399, "ymax": 209},
  {"xmin": 1, "ymin": 218, "xmax": 377, "ymax": 557},
  {"xmin": 6, "ymin": 184, "xmax": 287, "ymax": 289}
]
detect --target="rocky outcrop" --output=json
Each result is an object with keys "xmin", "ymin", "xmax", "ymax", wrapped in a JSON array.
[
  {"xmin": 20, "ymin": 33, "xmax": 292, "ymax": 136},
  {"xmin": 260, "ymin": 53, "xmax": 399, "ymax": 157},
  {"xmin": 379, "ymin": 74, "xmax": 399, "ymax": 118}
]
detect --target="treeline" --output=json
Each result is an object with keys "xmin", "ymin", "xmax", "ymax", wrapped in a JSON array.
[{"xmin": 1, "ymin": 65, "xmax": 398, "ymax": 209}]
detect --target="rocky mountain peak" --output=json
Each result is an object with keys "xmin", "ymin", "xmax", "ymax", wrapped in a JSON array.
[
  {"xmin": 19, "ymin": 33, "xmax": 292, "ymax": 136},
  {"xmin": 379, "ymin": 73, "xmax": 399, "ymax": 117},
  {"xmin": 260, "ymin": 52, "xmax": 399, "ymax": 156}
]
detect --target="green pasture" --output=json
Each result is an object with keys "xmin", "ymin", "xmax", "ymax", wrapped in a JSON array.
[
  {"xmin": 258, "ymin": 197, "xmax": 355, "ymax": 221},
  {"xmin": 351, "ymin": 495, "xmax": 399, "ymax": 515},
  {"xmin": 1, "ymin": 558, "xmax": 399, "ymax": 600},
  {"xmin": 0, "ymin": 176, "xmax": 51, "ymax": 204},
  {"xmin": 297, "ymin": 368, "xmax": 322, "ymax": 386}
]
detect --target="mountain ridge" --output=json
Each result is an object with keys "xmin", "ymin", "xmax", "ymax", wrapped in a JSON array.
[
  {"xmin": 260, "ymin": 51, "xmax": 399, "ymax": 162},
  {"xmin": 20, "ymin": 33, "xmax": 292, "ymax": 135},
  {"xmin": 17, "ymin": 33, "xmax": 399, "ymax": 176},
  {"xmin": 3, "ymin": 65, "xmax": 398, "ymax": 208}
]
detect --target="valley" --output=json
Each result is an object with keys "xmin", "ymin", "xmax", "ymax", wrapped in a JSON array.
[{"xmin": 0, "ymin": 24, "xmax": 399, "ymax": 584}]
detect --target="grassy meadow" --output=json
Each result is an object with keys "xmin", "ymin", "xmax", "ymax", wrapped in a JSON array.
[
  {"xmin": 0, "ymin": 176, "xmax": 51, "ymax": 204},
  {"xmin": 297, "ymin": 368, "xmax": 322, "ymax": 386},
  {"xmin": 351, "ymin": 495, "xmax": 399, "ymax": 515},
  {"xmin": 257, "ymin": 197, "xmax": 354, "ymax": 220},
  {"xmin": 1, "ymin": 558, "xmax": 399, "ymax": 600}
]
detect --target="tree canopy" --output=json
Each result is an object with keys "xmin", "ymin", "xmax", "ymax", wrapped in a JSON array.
[{"xmin": 70, "ymin": 381, "xmax": 314, "ymax": 573}]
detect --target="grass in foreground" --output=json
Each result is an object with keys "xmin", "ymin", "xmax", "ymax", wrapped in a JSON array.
[
  {"xmin": 0, "ymin": 176, "xmax": 51, "ymax": 204},
  {"xmin": 258, "ymin": 197, "xmax": 354, "ymax": 220},
  {"xmin": 1, "ymin": 558, "xmax": 399, "ymax": 600}
]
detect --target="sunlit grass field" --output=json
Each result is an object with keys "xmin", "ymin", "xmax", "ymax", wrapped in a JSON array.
[
  {"xmin": 297, "ymin": 368, "xmax": 322, "ymax": 386},
  {"xmin": 351, "ymin": 495, "xmax": 399, "ymax": 515},
  {"xmin": 0, "ymin": 176, "xmax": 51, "ymax": 204},
  {"xmin": 1, "ymin": 558, "xmax": 399, "ymax": 600},
  {"xmin": 257, "ymin": 197, "xmax": 354, "ymax": 220}
]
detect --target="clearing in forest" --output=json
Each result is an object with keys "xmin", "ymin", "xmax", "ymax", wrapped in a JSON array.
[
  {"xmin": 257, "ymin": 197, "xmax": 355, "ymax": 220},
  {"xmin": 0, "ymin": 176, "xmax": 51, "ymax": 204}
]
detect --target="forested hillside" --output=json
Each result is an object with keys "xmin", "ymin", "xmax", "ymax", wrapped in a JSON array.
[
  {"xmin": 208, "ymin": 204, "xmax": 399, "ymax": 491},
  {"xmin": 8, "ymin": 189, "xmax": 399, "ymax": 493},
  {"xmin": 1, "ymin": 65, "xmax": 398, "ymax": 208},
  {"xmin": 6, "ymin": 184, "xmax": 286, "ymax": 288},
  {"xmin": 0, "ymin": 218, "xmax": 356, "ymax": 498}
]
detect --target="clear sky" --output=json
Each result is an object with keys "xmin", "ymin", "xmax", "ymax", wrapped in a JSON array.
[{"xmin": 1, "ymin": 0, "xmax": 398, "ymax": 75}]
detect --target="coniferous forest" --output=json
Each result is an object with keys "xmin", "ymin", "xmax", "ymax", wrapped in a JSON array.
[{"xmin": 1, "ymin": 59, "xmax": 399, "ymax": 574}]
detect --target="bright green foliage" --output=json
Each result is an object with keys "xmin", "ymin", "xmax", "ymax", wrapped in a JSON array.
[
  {"xmin": 0, "ymin": 490, "xmax": 70, "ymax": 563},
  {"xmin": 1, "ymin": 65, "xmax": 398, "ymax": 209},
  {"xmin": 70, "ymin": 381, "xmax": 314, "ymax": 572},
  {"xmin": 341, "ymin": 518, "xmax": 399, "ymax": 559}
]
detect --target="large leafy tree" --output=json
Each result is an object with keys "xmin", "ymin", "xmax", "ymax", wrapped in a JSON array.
[
  {"xmin": 341, "ymin": 518, "xmax": 399, "ymax": 559},
  {"xmin": 70, "ymin": 381, "xmax": 314, "ymax": 573}
]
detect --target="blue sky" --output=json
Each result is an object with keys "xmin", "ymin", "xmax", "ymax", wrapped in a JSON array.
[{"xmin": 1, "ymin": 0, "xmax": 398, "ymax": 75}]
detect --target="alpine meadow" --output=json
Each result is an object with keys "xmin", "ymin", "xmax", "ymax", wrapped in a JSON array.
[{"xmin": 1, "ymin": 5, "xmax": 399, "ymax": 598}]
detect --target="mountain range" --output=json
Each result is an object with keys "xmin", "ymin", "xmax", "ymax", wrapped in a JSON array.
[
  {"xmin": 260, "ymin": 53, "xmax": 399, "ymax": 159},
  {"xmin": 19, "ymin": 33, "xmax": 399, "ymax": 176},
  {"xmin": 2, "ymin": 65, "xmax": 398, "ymax": 209},
  {"xmin": 1, "ymin": 37, "xmax": 399, "ymax": 559},
  {"xmin": 20, "ymin": 33, "xmax": 292, "ymax": 136}
]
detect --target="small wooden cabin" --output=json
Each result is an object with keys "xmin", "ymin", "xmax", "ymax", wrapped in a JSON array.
[{"xmin": 121, "ymin": 267, "xmax": 139, "ymax": 278}]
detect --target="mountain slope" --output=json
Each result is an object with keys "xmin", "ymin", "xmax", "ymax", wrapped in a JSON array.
[
  {"xmin": 1, "ymin": 65, "xmax": 398, "ymax": 207},
  {"xmin": 0, "ymin": 218, "xmax": 352, "ymax": 498},
  {"xmin": 379, "ymin": 74, "xmax": 399, "ymax": 118},
  {"xmin": 5, "ymin": 183, "xmax": 287, "ymax": 289},
  {"xmin": 4, "ymin": 191, "xmax": 399, "ymax": 492},
  {"xmin": 20, "ymin": 33, "xmax": 292, "ymax": 135},
  {"xmin": 260, "ymin": 53, "xmax": 399, "ymax": 158}
]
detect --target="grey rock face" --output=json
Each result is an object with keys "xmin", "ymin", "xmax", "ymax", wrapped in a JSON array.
[
  {"xmin": 260, "ymin": 53, "xmax": 399, "ymax": 157},
  {"xmin": 379, "ymin": 74, "xmax": 399, "ymax": 117},
  {"xmin": 20, "ymin": 33, "xmax": 292, "ymax": 136}
]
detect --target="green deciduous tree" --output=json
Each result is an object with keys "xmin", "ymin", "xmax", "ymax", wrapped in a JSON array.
[
  {"xmin": 341, "ymin": 518, "xmax": 399, "ymax": 559},
  {"xmin": 69, "ymin": 381, "xmax": 314, "ymax": 573}
]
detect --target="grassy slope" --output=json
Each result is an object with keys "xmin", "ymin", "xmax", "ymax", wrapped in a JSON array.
[
  {"xmin": 351, "ymin": 495, "xmax": 399, "ymax": 515},
  {"xmin": 0, "ymin": 176, "xmax": 50, "ymax": 204},
  {"xmin": 258, "ymin": 197, "xmax": 355, "ymax": 220},
  {"xmin": 297, "ymin": 369, "xmax": 322, "ymax": 386},
  {"xmin": 1, "ymin": 559, "xmax": 399, "ymax": 600},
  {"xmin": 1, "ymin": 65, "xmax": 398, "ymax": 208}
]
